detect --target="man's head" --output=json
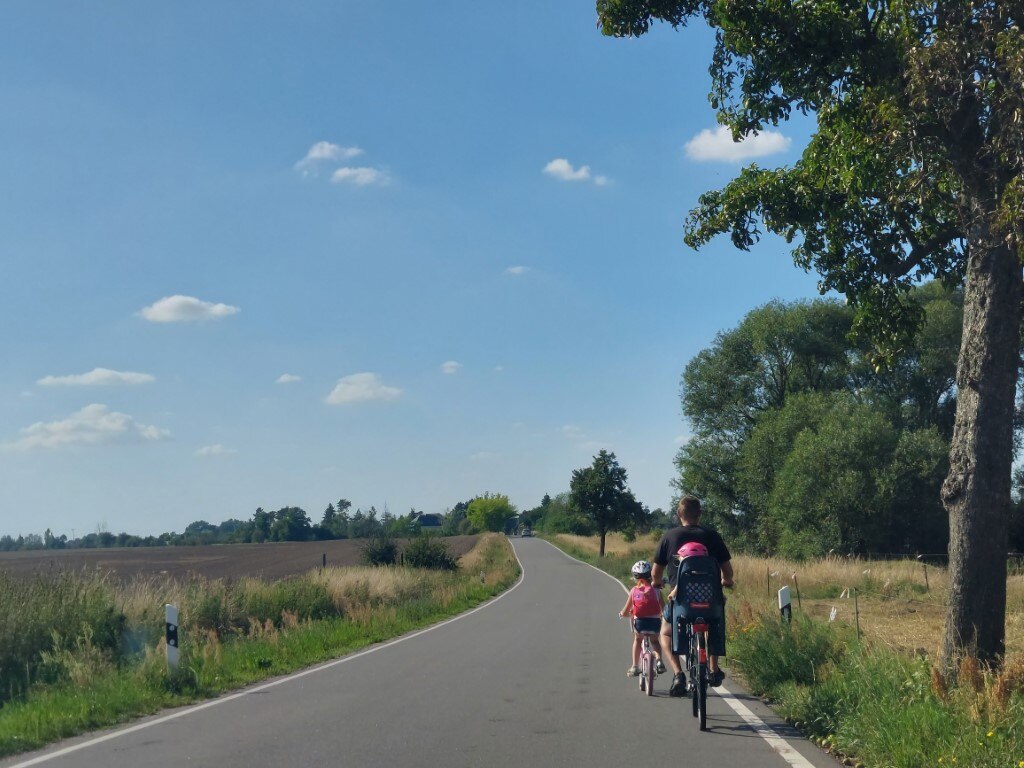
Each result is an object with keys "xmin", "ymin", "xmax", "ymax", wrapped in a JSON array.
[{"xmin": 677, "ymin": 495, "xmax": 702, "ymax": 525}]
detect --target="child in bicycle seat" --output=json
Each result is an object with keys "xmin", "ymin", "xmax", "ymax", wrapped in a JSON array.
[
  {"xmin": 618, "ymin": 560, "xmax": 666, "ymax": 677},
  {"xmin": 666, "ymin": 541, "xmax": 710, "ymax": 602}
]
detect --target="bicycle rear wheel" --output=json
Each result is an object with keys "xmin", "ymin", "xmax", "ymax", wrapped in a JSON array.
[
  {"xmin": 697, "ymin": 662, "xmax": 708, "ymax": 731},
  {"xmin": 644, "ymin": 653, "xmax": 654, "ymax": 696},
  {"xmin": 689, "ymin": 635, "xmax": 699, "ymax": 718}
]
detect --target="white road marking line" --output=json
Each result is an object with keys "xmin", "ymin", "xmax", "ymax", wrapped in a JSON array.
[
  {"xmin": 716, "ymin": 689, "xmax": 817, "ymax": 768},
  {"xmin": 5, "ymin": 544, "xmax": 528, "ymax": 768},
  {"xmin": 539, "ymin": 537, "xmax": 820, "ymax": 768}
]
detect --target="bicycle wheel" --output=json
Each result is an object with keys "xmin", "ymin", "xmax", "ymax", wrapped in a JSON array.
[
  {"xmin": 696, "ymin": 631, "xmax": 709, "ymax": 731},
  {"xmin": 697, "ymin": 661, "xmax": 708, "ymax": 730},
  {"xmin": 638, "ymin": 643, "xmax": 646, "ymax": 693},
  {"xmin": 644, "ymin": 652, "xmax": 654, "ymax": 696},
  {"xmin": 689, "ymin": 634, "xmax": 699, "ymax": 718}
]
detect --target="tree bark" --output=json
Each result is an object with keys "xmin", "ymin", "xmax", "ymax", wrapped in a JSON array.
[{"xmin": 940, "ymin": 230, "xmax": 1023, "ymax": 669}]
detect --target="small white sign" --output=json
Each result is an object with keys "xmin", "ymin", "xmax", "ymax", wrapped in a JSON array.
[
  {"xmin": 778, "ymin": 585, "xmax": 791, "ymax": 610},
  {"xmin": 165, "ymin": 604, "xmax": 179, "ymax": 671}
]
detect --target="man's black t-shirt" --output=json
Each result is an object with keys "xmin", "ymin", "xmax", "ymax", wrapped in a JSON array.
[{"xmin": 653, "ymin": 524, "xmax": 731, "ymax": 585}]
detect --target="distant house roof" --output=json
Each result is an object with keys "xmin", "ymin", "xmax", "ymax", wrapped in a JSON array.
[{"xmin": 418, "ymin": 514, "xmax": 444, "ymax": 527}]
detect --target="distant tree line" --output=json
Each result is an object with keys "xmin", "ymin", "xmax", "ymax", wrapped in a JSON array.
[{"xmin": 1, "ymin": 500, "xmax": 451, "ymax": 551}]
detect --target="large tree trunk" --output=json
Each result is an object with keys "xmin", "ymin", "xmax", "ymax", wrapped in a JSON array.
[{"xmin": 940, "ymin": 231, "xmax": 1023, "ymax": 669}]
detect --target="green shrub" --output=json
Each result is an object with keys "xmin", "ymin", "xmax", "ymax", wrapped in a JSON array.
[
  {"xmin": 361, "ymin": 536, "xmax": 398, "ymax": 566},
  {"xmin": 184, "ymin": 582, "xmax": 233, "ymax": 634},
  {"xmin": 236, "ymin": 578, "xmax": 335, "ymax": 626},
  {"xmin": 0, "ymin": 572, "xmax": 125, "ymax": 704},
  {"xmin": 730, "ymin": 613, "xmax": 846, "ymax": 694},
  {"xmin": 403, "ymin": 535, "xmax": 458, "ymax": 571}
]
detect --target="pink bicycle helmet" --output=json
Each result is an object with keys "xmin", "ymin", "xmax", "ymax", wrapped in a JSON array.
[{"xmin": 677, "ymin": 541, "xmax": 709, "ymax": 559}]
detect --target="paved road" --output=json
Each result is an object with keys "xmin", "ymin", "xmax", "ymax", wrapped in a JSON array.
[{"xmin": 3, "ymin": 538, "xmax": 836, "ymax": 768}]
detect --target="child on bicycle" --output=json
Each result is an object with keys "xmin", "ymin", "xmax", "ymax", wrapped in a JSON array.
[{"xmin": 618, "ymin": 560, "xmax": 666, "ymax": 677}]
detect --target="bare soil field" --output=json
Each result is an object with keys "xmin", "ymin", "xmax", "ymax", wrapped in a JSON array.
[{"xmin": 0, "ymin": 535, "xmax": 481, "ymax": 582}]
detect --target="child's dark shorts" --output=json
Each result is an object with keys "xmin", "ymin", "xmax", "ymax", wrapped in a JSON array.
[{"xmin": 633, "ymin": 617, "xmax": 661, "ymax": 635}]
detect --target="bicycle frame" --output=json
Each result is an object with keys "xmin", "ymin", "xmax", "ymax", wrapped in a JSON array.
[
  {"xmin": 638, "ymin": 631, "xmax": 657, "ymax": 696},
  {"xmin": 685, "ymin": 619, "xmax": 710, "ymax": 730}
]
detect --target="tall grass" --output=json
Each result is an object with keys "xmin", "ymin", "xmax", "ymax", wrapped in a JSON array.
[
  {"xmin": 0, "ymin": 534, "xmax": 519, "ymax": 758},
  {"xmin": 0, "ymin": 571, "xmax": 125, "ymax": 703}
]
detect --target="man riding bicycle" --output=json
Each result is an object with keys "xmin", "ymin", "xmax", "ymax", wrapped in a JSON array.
[{"xmin": 651, "ymin": 495, "xmax": 733, "ymax": 697}]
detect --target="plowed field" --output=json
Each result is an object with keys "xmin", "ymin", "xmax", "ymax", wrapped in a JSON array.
[{"xmin": 0, "ymin": 536, "xmax": 480, "ymax": 582}]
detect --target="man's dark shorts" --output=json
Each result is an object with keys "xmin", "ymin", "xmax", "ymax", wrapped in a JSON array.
[{"xmin": 663, "ymin": 603, "xmax": 726, "ymax": 657}]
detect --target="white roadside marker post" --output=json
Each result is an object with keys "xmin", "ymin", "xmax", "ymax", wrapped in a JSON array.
[
  {"xmin": 165, "ymin": 604, "xmax": 180, "ymax": 671},
  {"xmin": 778, "ymin": 585, "xmax": 792, "ymax": 624}
]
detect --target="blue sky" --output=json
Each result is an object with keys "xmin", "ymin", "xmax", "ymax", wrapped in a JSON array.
[{"xmin": 0, "ymin": 1, "xmax": 823, "ymax": 537}]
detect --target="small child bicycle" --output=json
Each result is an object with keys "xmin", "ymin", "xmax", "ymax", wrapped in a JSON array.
[
  {"xmin": 619, "ymin": 560, "xmax": 666, "ymax": 696},
  {"xmin": 637, "ymin": 629, "xmax": 659, "ymax": 695}
]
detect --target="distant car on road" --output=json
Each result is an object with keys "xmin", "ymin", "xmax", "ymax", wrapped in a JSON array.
[{"xmin": 521, "ymin": 528, "xmax": 532, "ymax": 537}]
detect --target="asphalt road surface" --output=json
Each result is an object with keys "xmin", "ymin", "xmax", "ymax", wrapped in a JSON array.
[{"xmin": 3, "ymin": 538, "xmax": 837, "ymax": 768}]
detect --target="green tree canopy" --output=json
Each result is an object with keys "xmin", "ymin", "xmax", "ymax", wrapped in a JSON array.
[
  {"xmin": 569, "ymin": 450, "xmax": 644, "ymax": 556},
  {"xmin": 268, "ymin": 507, "xmax": 313, "ymax": 542},
  {"xmin": 466, "ymin": 494, "xmax": 518, "ymax": 533},
  {"xmin": 678, "ymin": 289, "xmax": 960, "ymax": 555}
]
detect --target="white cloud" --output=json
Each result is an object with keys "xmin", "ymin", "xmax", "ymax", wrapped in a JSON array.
[
  {"xmin": 331, "ymin": 167, "xmax": 388, "ymax": 186},
  {"xmin": 684, "ymin": 126, "xmax": 791, "ymax": 163},
  {"xmin": 441, "ymin": 361, "xmax": 462, "ymax": 375},
  {"xmin": 561, "ymin": 424, "xmax": 586, "ymax": 440},
  {"xmin": 295, "ymin": 141, "xmax": 363, "ymax": 175},
  {"xmin": 504, "ymin": 266, "xmax": 527, "ymax": 276},
  {"xmin": 37, "ymin": 368, "xmax": 155, "ymax": 387},
  {"xmin": 3, "ymin": 404, "xmax": 169, "ymax": 451},
  {"xmin": 543, "ymin": 158, "xmax": 609, "ymax": 186},
  {"xmin": 326, "ymin": 372, "xmax": 402, "ymax": 405},
  {"xmin": 276, "ymin": 373, "xmax": 302, "ymax": 384},
  {"xmin": 139, "ymin": 295, "xmax": 240, "ymax": 323},
  {"xmin": 470, "ymin": 451, "xmax": 498, "ymax": 461},
  {"xmin": 494, "ymin": 365, "xmax": 505, "ymax": 372},
  {"xmin": 544, "ymin": 158, "xmax": 591, "ymax": 181},
  {"xmin": 196, "ymin": 444, "xmax": 237, "ymax": 457}
]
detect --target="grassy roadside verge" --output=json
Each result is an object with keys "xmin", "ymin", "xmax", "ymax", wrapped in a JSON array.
[
  {"xmin": 545, "ymin": 533, "xmax": 1024, "ymax": 768},
  {"xmin": 0, "ymin": 534, "xmax": 519, "ymax": 758}
]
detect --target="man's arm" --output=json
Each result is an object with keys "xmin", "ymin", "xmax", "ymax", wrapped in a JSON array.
[
  {"xmin": 720, "ymin": 560, "xmax": 734, "ymax": 588},
  {"xmin": 651, "ymin": 562, "xmax": 666, "ymax": 588}
]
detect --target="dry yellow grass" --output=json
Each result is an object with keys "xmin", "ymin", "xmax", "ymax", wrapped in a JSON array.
[
  {"xmin": 559, "ymin": 534, "xmax": 1024, "ymax": 662},
  {"xmin": 554, "ymin": 532, "xmax": 661, "ymax": 557},
  {"xmin": 310, "ymin": 566, "xmax": 427, "ymax": 613}
]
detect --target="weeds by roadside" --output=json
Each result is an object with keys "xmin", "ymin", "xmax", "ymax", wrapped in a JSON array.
[{"xmin": 0, "ymin": 534, "xmax": 519, "ymax": 758}]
